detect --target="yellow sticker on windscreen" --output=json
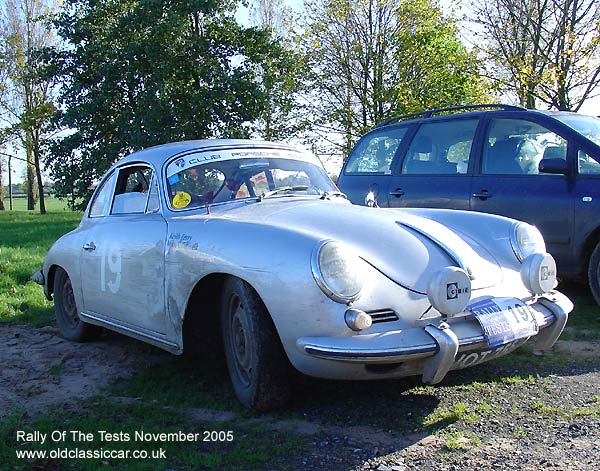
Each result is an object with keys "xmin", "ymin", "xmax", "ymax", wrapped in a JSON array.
[{"xmin": 173, "ymin": 192, "xmax": 191, "ymax": 209}]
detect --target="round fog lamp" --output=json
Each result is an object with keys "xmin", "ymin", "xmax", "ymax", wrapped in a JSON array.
[
  {"xmin": 427, "ymin": 267, "xmax": 471, "ymax": 317},
  {"xmin": 345, "ymin": 308, "xmax": 372, "ymax": 331},
  {"xmin": 521, "ymin": 253, "xmax": 557, "ymax": 295}
]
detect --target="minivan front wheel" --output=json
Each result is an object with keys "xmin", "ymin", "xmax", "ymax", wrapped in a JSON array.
[{"xmin": 588, "ymin": 242, "xmax": 600, "ymax": 305}]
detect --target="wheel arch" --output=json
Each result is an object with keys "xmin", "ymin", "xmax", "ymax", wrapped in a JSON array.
[
  {"xmin": 181, "ymin": 272, "xmax": 277, "ymax": 355},
  {"xmin": 46, "ymin": 264, "xmax": 63, "ymax": 299},
  {"xmin": 581, "ymin": 226, "xmax": 600, "ymax": 279}
]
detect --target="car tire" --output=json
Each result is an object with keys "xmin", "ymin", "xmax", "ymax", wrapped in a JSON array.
[
  {"xmin": 221, "ymin": 276, "xmax": 291, "ymax": 411},
  {"xmin": 588, "ymin": 242, "xmax": 600, "ymax": 305},
  {"xmin": 54, "ymin": 267, "xmax": 102, "ymax": 342}
]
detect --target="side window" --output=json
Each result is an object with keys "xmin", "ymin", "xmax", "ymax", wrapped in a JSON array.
[
  {"xmin": 482, "ymin": 119, "xmax": 567, "ymax": 175},
  {"xmin": 402, "ymin": 119, "xmax": 478, "ymax": 175},
  {"xmin": 578, "ymin": 150, "xmax": 600, "ymax": 175},
  {"xmin": 146, "ymin": 174, "xmax": 161, "ymax": 213},
  {"xmin": 111, "ymin": 166, "xmax": 153, "ymax": 215},
  {"xmin": 345, "ymin": 127, "xmax": 407, "ymax": 174},
  {"xmin": 89, "ymin": 172, "xmax": 117, "ymax": 218}
]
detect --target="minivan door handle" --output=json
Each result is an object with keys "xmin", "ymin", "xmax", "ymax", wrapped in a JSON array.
[
  {"xmin": 472, "ymin": 190, "xmax": 492, "ymax": 200},
  {"xmin": 389, "ymin": 188, "xmax": 405, "ymax": 198}
]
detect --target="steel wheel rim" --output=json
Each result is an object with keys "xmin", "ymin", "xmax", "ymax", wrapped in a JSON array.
[
  {"xmin": 228, "ymin": 294, "xmax": 253, "ymax": 388},
  {"xmin": 61, "ymin": 277, "xmax": 79, "ymax": 329}
]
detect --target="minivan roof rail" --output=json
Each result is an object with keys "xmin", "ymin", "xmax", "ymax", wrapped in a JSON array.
[{"xmin": 375, "ymin": 104, "xmax": 527, "ymax": 128}]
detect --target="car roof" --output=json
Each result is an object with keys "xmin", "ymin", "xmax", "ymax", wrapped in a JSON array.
[
  {"xmin": 373, "ymin": 104, "xmax": 587, "ymax": 130},
  {"xmin": 116, "ymin": 139, "xmax": 313, "ymax": 169}
]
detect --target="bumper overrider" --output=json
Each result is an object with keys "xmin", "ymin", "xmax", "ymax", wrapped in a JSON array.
[{"xmin": 297, "ymin": 291, "xmax": 572, "ymax": 384}]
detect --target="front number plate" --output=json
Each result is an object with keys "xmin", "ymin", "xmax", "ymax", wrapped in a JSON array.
[{"xmin": 467, "ymin": 297, "xmax": 539, "ymax": 348}]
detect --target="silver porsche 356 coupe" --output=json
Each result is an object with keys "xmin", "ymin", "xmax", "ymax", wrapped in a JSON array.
[{"xmin": 33, "ymin": 140, "xmax": 572, "ymax": 410}]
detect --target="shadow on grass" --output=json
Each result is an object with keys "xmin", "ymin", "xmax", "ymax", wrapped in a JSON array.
[{"xmin": 559, "ymin": 281, "xmax": 600, "ymax": 340}]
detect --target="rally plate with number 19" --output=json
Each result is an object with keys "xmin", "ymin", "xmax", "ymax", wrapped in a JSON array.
[{"xmin": 467, "ymin": 297, "xmax": 539, "ymax": 348}]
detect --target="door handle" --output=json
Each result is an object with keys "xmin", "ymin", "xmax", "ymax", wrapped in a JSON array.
[
  {"xmin": 389, "ymin": 188, "xmax": 405, "ymax": 197},
  {"xmin": 83, "ymin": 242, "xmax": 97, "ymax": 251},
  {"xmin": 472, "ymin": 190, "xmax": 492, "ymax": 200}
]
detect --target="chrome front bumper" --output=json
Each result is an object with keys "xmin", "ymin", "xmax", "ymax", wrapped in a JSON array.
[{"xmin": 297, "ymin": 291, "xmax": 572, "ymax": 384}]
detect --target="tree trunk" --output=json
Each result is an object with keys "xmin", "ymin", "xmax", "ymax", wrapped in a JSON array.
[
  {"xmin": 0, "ymin": 159, "xmax": 5, "ymax": 211},
  {"xmin": 33, "ymin": 138, "xmax": 46, "ymax": 214},
  {"xmin": 26, "ymin": 151, "xmax": 37, "ymax": 211}
]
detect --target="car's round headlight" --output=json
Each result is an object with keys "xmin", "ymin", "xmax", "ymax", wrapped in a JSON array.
[
  {"xmin": 511, "ymin": 222, "xmax": 546, "ymax": 262},
  {"xmin": 311, "ymin": 240, "xmax": 362, "ymax": 303}
]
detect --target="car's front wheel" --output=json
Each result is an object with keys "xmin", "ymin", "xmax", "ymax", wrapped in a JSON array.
[
  {"xmin": 221, "ymin": 277, "xmax": 291, "ymax": 411},
  {"xmin": 588, "ymin": 242, "xmax": 600, "ymax": 305},
  {"xmin": 54, "ymin": 267, "xmax": 101, "ymax": 342}
]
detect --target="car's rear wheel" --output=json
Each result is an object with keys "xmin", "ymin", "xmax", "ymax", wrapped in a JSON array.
[
  {"xmin": 588, "ymin": 242, "xmax": 600, "ymax": 305},
  {"xmin": 54, "ymin": 267, "xmax": 101, "ymax": 342},
  {"xmin": 221, "ymin": 277, "xmax": 291, "ymax": 411}
]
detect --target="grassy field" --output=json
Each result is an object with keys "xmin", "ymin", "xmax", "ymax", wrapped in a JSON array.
[
  {"xmin": 4, "ymin": 195, "xmax": 71, "ymax": 212},
  {"xmin": 0, "ymin": 207, "xmax": 82, "ymax": 325}
]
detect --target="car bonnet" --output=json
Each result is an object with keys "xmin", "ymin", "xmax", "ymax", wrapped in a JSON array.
[{"xmin": 219, "ymin": 199, "xmax": 503, "ymax": 293}]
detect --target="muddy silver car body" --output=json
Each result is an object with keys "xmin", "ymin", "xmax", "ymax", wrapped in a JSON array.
[{"xmin": 34, "ymin": 139, "xmax": 573, "ymax": 410}]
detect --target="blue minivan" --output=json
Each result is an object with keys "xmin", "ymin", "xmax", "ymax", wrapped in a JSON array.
[{"xmin": 337, "ymin": 104, "xmax": 600, "ymax": 303}]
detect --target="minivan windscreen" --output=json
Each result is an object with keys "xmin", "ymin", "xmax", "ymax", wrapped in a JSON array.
[{"xmin": 553, "ymin": 114, "xmax": 600, "ymax": 146}]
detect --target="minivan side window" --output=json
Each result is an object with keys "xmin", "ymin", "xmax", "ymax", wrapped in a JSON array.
[
  {"xmin": 402, "ymin": 119, "xmax": 478, "ymax": 175},
  {"xmin": 345, "ymin": 127, "xmax": 407, "ymax": 174},
  {"xmin": 482, "ymin": 119, "xmax": 567, "ymax": 175},
  {"xmin": 578, "ymin": 150, "xmax": 600, "ymax": 175}
]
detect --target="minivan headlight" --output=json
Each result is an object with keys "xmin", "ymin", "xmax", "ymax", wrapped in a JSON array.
[
  {"xmin": 511, "ymin": 222, "xmax": 546, "ymax": 262},
  {"xmin": 311, "ymin": 240, "xmax": 362, "ymax": 303}
]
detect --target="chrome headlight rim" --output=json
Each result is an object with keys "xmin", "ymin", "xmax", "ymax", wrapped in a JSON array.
[
  {"xmin": 311, "ymin": 240, "xmax": 362, "ymax": 304},
  {"xmin": 510, "ymin": 222, "xmax": 546, "ymax": 263}
]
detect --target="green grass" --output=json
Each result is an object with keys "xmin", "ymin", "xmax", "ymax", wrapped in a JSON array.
[
  {"xmin": 557, "ymin": 281, "xmax": 600, "ymax": 340},
  {"xmin": 442, "ymin": 431, "xmax": 481, "ymax": 451},
  {"xmin": 0, "ymin": 209, "xmax": 82, "ymax": 325},
  {"xmin": 530, "ymin": 397, "xmax": 600, "ymax": 419},
  {"xmin": 421, "ymin": 402, "xmax": 480, "ymax": 428},
  {"xmin": 5, "ymin": 195, "xmax": 70, "ymax": 212}
]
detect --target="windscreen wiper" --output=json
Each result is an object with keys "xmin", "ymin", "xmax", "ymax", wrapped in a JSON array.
[{"xmin": 260, "ymin": 185, "xmax": 309, "ymax": 200}]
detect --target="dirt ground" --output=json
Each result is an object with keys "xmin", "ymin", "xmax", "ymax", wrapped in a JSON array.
[{"xmin": 1, "ymin": 323, "xmax": 599, "ymax": 471}]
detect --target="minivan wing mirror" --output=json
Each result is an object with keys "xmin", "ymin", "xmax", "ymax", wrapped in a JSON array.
[{"xmin": 538, "ymin": 158, "xmax": 571, "ymax": 175}]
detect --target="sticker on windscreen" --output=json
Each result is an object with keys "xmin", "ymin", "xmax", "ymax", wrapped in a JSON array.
[{"xmin": 172, "ymin": 192, "xmax": 191, "ymax": 209}]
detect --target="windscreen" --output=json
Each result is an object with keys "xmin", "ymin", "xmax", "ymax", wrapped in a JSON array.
[
  {"xmin": 553, "ymin": 114, "xmax": 600, "ymax": 146},
  {"xmin": 165, "ymin": 149, "xmax": 337, "ymax": 210}
]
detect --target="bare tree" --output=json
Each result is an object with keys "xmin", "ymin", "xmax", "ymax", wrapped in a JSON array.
[
  {"xmin": 473, "ymin": 0, "xmax": 600, "ymax": 111},
  {"xmin": 248, "ymin": 0, "xmax": 308, "ymax": 142},
  {"xmin": 251, "ymin": 0, "xmax": 288, "ymax": 34},
  {"xmin": 0, "ymin": 0, "xmax": 57, "ymax": 213}
]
